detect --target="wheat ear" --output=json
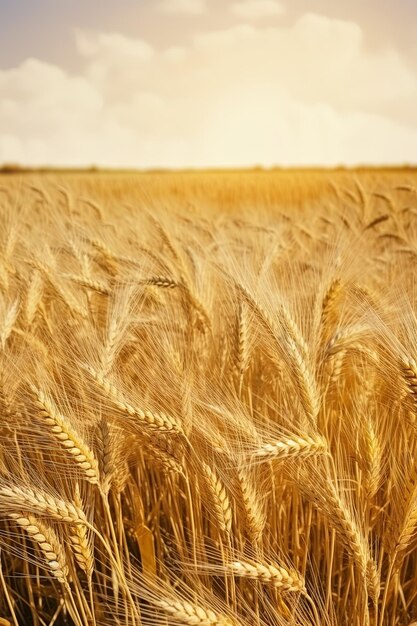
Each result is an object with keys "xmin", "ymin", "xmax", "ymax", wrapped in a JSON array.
[
  {"xmin": 316, "ymin": 482, "xmax": 379, "ymax": 602},
  {"xmin": 286, "ymin": 337, "xmax": 320, "ymax": 424},
  {"xmin": 227, "ymin": 559, "xmax": 305, "ymax": 593},
  {"xmin": 142, "ymin": 276, "xmax": 179, "ymax": 289},
  {"xmin": 69, "ymin": 486, "xmax": 94, "ymax": 577},
  {"xmin": 25, "ymin": 270, "xmax": 43, "ymax": 328},
  {"xmin": 363, "ymin": 418, "xmax": 382, "ymax": 500},
  {"xmin": 0, "ymin": 299, "xmax": 19, "ymax": 349},
  {"xmin": 155, "ymin": 598, "xmax": 236, "ymax": 626},
  {"xmin": 65, "ymin": 274, "xmax": 110, "ymax": 295},
  {"xmin": 0, "ymin": 484, "xmax": 87, "ymax": 524},
  {"xmin": 96, "ymin": 417, "xmax": 115, "ymax": 496},
  {"xmin": 30, "ymin": 384, "xmax": 100, "ymax": 485},
  {"xmin": 201, "ymin": 463, "xmax": 233, "ymax": 536},
  {"xmin": 253, "ymin": 434, "xmax": 327, "ymax": 460},
  {"xmin": 84, "ymin": 365, "xmax": 184, "ymax": 435},
  {"xmin": 9, "ymin": 513, "xmax": 69, "ymax": 587},
  {"xmin": 320, "ymin": 278, "xmax": 342, "ymax": 336},
  {"xmin": 236, "ymin": 467, "xmax": 266, "ymax": 545},
  {"xmin": 400, "ymin": 356, "xmax": 417, "ymax": 411}
]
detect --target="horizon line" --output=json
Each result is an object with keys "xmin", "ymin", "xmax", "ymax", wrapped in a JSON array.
[{"xmin": 1, "ymin": 164, "xmax": 417, "ymax": 175}]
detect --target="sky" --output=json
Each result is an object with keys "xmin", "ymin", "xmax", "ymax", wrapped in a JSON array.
[{"xmin": 0, "ymin": 0, "xmax": 416, "ymax": 168}]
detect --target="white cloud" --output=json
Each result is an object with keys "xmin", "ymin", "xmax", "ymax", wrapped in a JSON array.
[
  {"xmin": 0, "ymin": 14, "xmax": 416, "ymax": 167},
  {"xmin": 198, "ymin": 83, "xmax": 417, "ymax": 166},
  {"xmin": 231, "ymin": 1, "xmax": 286, "ymax": 19},
  {"xmin": 163, "ymin": 46, "xmax": 188, "ymax": 63},
  {"xmin": 192, "ymin": 17, "xmax": 417, "ymax": 110},
  {"xmin": 157, "ymin": 0, "xmax": 207, "ymax": 15},
  {"xmin": 76, "ymin": 31, "xmax": 154, "ymax": 61}
]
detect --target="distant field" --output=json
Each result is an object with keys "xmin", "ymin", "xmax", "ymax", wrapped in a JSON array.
[
  {"xmin": 2, "ymin": 166, "xmax": 416, "ymax": 212},
  {"xmin": 0, "ymin": 169, "xmax": 417, "ymax": 625}
]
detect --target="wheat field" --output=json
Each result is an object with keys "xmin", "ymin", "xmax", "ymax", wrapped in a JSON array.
[{"xmin": 0, "ymin": 169, "xmax": 417, "ymax": 625}]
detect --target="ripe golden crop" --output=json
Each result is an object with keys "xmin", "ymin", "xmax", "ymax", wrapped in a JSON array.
[{"xmin": 0, "ymin": 169, "xmax": 416, "ymax": 625}]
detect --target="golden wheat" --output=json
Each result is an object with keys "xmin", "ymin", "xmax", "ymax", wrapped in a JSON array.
[{"xmin": 0, "ymin": 169, "xmax": 416, "ymax": 625}]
